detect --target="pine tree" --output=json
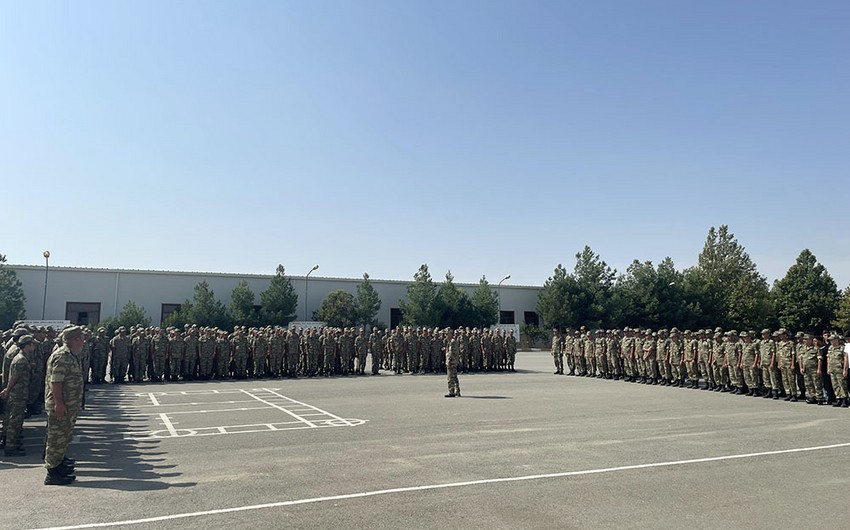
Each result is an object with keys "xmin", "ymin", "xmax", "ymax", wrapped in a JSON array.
[
  {"xmin": 260, "ymin": 265, "xmax": 298, "ymax": 326},
  {"xmin": 399, "ymin": 264, "xmax": 438, "ymax": 326},
  {"xmin": 355, "ymin": 273, "xmax": 382, "ymax": 327}
]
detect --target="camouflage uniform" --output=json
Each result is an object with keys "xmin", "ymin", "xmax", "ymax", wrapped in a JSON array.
[
  {"xmin": 2, "ymin": 346, "xmax": 32, "ymax": 453},
  {"xmin": 444, "ymin": 332, "xmax": 461, "ymax": 397},
  {"xmin": 109, "ymin": 331, "xmax": 130, "ymax": 383},
  {"xmin": 44, "ymin": 342, "xmax": 85, "ymax": 469}
]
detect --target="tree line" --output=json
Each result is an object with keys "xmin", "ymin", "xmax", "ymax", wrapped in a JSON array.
[
  {"xmin": 537, "ymin": 225, "xmax": 850, "ymax": 334},
  {"xmin": 3, "ymin": 225, "xmax": 850, "ymax": 334}
]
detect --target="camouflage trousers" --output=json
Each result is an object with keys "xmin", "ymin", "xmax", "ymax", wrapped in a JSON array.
[
  {"xmin": 168, "ymin": 355, "xmax": 182, "ymax": 379},
  {"xmin": 91, "ymin": 352, "xmax": 108, "ymax": 382},
  {"xmin": 199, "ymin": 353, "xmax": 215, "ymax": 378},
  {"xmin": 2, "ymin": 398, "xmax": 26, "ymax": 449},
  {"xmin": 830, "ymin": 370, "xmax": 848, "ymax": 399},
  {"xmin": 802, "ymin": 365, "xmax": 823, "ymax": 401},
  {"xmin": 741, "ymin": 361, "xmax": 758, "ymax": 390},
  {"xmin": 596, "ymin": 355, "xmax": 608, "ymax": 376},
  {"xmin": 780, "ymin": 364, "xmax": 798, "ymax": 396},
  {"xmin": 698, "ymin": 359, "xmax": 712, "ymax": 384},
  {"xmin": 370, "ymin": 352, "xmax": 381, "ymax": 375},
  {"xmin": 446, "ymin": 363, "xmax": 460, "ymax": 396},
  {"xmin": 565, "ymin": 353, "xmax": 576, "ymax": 374},
  {"xmin": 552, "ymin": 353, "xmax": 563, "ymax": 373},
  {"xmin": 712, "ymin": 360, "xmax": 728, "ymax": 386},
  {"xmin": 684, "ymin": 359, "xmax": 698, "ymax": 382},
  {"xmin": 761, "ymin": 363, "xmax": 779, "ymax": 389},
  {"xmin": 110, "ymin": 353, "xmax": 129, "ymax": 382},
  {"xmin": 670, "ymin": 359, "xmax": 683, "ymax": 381},
  {"xmin": 44, "ymin": 412, "xmax": 78, "ymax": 469}
]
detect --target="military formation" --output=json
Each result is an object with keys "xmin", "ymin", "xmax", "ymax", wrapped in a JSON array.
[
  {"xmin": 0, "ymin": 322, "xmax": 518, "ymax": 481},
  {"xmin": 550, "ymin": 326, "xmax": 850, "ymax": 406},
  {"xmin": 89, "ymin": 324, "xmax": 518, "ymax": 383},
  {"xmin": 1, "ymin": 323, "xmax": 86, "ymax": 485}
]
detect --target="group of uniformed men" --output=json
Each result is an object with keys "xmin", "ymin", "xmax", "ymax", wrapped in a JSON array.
[
  {"xmin": 1, "ymin": 323, "xmax": 86, "ymax": 485},
  {"xmin": 77, "ymin": 324, "xmax": 519, "ymax": 383},
  {"xmin": 551, "ymin": 326, "xmax": 850, "ymax": 406}
]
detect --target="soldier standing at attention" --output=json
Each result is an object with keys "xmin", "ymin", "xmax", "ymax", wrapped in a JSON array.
[
  {"xmin": 44, "ymin": 326, "xmax": 86, "ymax": 486},
  {"xmin": 827, "ymin": 333, "xmax": 848, "ymax": 408},
  {"xmin": 776, "ymin": 329, "xmax": 798, "ymax": 401},
  {"xmin": 443, "ymin": 328, "xmax": 461, "ymax": 398},
  {"xmin": 551, "ymin": 329, "xmax": 563, "ymax": 375},
  {"xmin": 90, "ymin": 328, "xmax": 109, "ymax": 384},
  {"xmin": 0, "ymin": 335, "xmax": 36, "ymax": 456},
  {"xmin": 799, "ymin": 334, "xmax": 824, "ymax": 405}
]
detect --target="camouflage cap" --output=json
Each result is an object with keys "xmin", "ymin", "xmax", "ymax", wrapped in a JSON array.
[
  {"xmin": 12, "ymin": 328, "xmax": 29, "ymax": 338},
  {"xmin": 61, "ymin": 325, "xmax": 85, "ymax": 341},
  {"xmin": 795, "ymin": 331, "xmax": 804, "ymax": 338},
  {"xmin": 777, "ymin": 328, "xmax": 788, "ymax": 336},
  {"xmin": 740, "ymin": 331, "xmax": 749, "ymax": 338},
  {"xmin": 17, "ymin": 335, "xmax": 35, "ymax": 346},
  {"xmin": 829, "ymin": 333, "xmax": 843, "ymax": 341},
  {"xmin": 761, "ymin": 328, "xmax": 771, "ymax": 335}
]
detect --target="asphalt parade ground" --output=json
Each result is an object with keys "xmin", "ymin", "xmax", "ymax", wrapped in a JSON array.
[{"xmin": 3, "ymin": 350, "xmax": 850, "ymax": 530}]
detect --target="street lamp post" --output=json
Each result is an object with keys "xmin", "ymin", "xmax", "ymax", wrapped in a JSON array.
[
  {"xmin": 305, "ymin": 265, "xmax": 319, "ymax": 321},
  {"xmin": 42, "ymin": 250, "xmax": 50, "ymax": 319},
  {"xmin": 497, "ymin": 274, "xmax": 511, "ymax": 323}
]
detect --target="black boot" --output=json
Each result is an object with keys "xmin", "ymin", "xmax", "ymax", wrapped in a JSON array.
[
  {"xmin": 772, "ymin": 389, "xmax": 779, "ymax": 400},
  {"xmin": 44, "ymin": 466, "xmax": 76, "ymax": 486}
]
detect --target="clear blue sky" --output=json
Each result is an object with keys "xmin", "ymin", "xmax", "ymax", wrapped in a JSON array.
[{"xmin": 2, "ymin": 1, "xmax": 848, "ymax": 288}]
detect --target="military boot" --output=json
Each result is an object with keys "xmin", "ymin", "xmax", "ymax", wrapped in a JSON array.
[{"xmin": 44, "ymin": 467, "xmax": 76, "ymax": 486}]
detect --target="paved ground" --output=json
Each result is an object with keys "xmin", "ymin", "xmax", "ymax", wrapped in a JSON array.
[{"xmin": 3, "ymin": 351, "xmax": 850, "ymax": 530}]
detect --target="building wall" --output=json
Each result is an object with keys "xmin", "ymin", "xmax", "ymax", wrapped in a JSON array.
[{"xmin": 10, "ymin": 265, "xmax": 542, "ymax": 328}]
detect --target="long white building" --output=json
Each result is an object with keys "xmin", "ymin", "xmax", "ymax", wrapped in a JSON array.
[{"xmin": 9, "ymin": 265, "xmax": 543, "ymax": 329}]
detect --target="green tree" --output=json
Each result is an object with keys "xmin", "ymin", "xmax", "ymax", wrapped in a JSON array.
[
  {"xmin": 355, "ymin": 273, "xmax": 381, "ymax": 327},
  {"xmin": 399, "ymin": 264, "xmax": 438, "ymax": 326},
  {"xmin": 536, "ymin": 264, "xmax": 580, "ymax": 330},
  {"xmin": 433, "ymin": 271, "xmax": 477, "ymax": 328},
  {"xmin": 572, "ymin": 246, "xmax": 616, "ymax": 328},
  {"xmin": 772, "ymin": 249, "xmax": 840, "ymax": 332},
  {"xmin": 259, "ymin": 265, "xmax": 298, "ymax": 326},
  {"xmin": 230, "ymin": 280, "xmax": 260, "ymax": 327},
  {"xmin": 0, "ymin": 254, "xmax": 26, "ymax": 329},
  {"xmin": 98, "ymin": 300, "xmax": 152, "ymax": 335},
  {"xmin": 315, "ymin": 290, "xmax": 356, "ymax": 328},
  {"xmin": 169, "ymin": 281, "xmax": 230, "ymax": 329},
  {"xmin": 832, "ymin": 286, "xmax": 850, "ymax": 333},
  {"xmin": 689, "ymin": 225, "xmax": 772, "ymax": 329},
  {"xmin": 471, "ymin": 275, "xmax": 499, "ymax": 327}
]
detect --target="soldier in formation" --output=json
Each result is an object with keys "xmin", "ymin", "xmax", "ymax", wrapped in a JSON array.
[{"xmin": 549, "ymin": 326, "xmax": 850, "ymax": 407}]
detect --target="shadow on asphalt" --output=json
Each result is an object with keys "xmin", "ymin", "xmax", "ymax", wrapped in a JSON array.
[
  {"xmin": 64, "ymin": 388, "xmax": 197, "ymax": 491},
  {"xmin": 460, "ymin": 396, "xmax": 512, "ymax": 400}
]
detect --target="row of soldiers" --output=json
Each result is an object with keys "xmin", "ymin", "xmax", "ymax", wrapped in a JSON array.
[
  {"xmin": 60, "ymin": 324, "xmax": 519, "ymax": 384},
  {"xmin": 551, "ymin": 327, "xmax": 850, "ymax": 407}
]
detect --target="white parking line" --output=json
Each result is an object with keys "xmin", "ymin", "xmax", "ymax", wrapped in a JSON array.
[
  {"xmin": 148, "ymin": 393, "xmax": 160, "ymax": 406},
  {"xmin": 260, "ymin": 388, "xmax": 357, "ymax": 427},
  {"xmin": 239, "ymin": 389, "xmax": 317, "ymax": 428},
  {"xmin": 158, "ymin": 413, "xmax": 179, "ymax": 437},
  {"xmin": 31, "ymin": 441, "xmax": 850, "ymax": 530}
]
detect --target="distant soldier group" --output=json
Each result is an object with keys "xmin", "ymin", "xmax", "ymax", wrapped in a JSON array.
[
  {"xmin": 99, "ymin": 324, "xmax": 518, "ymax": 383},
  {"xmin": 551, "ymin": 326, "xmax": 850, "ymax": 406}
]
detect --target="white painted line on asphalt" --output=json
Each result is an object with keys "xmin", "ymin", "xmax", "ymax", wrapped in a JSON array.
[
  {"xmin": 139, "ymin": 406, "xmax": 272, "ymax": 416},
  {"xmin": 148, "ymin": 393, "xmax": 160, "ymax": 406},
  {"xmin": 239, "ymin": 389, "xmax": 317, "ymax": 428},
  {"xmin": 158, "ymin": 413, "xmax": 179, "ymax": 437},
  {"xmin": 260, "ymin": 388, "xmax": 356, "ymax": 427},
  {"xmin": 32, "ymin": 441, "xmax": 850, "ymax": 530}
]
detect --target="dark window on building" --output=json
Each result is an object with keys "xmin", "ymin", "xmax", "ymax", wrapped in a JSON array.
[
  {"xmin": 66, "ymin": 302, "xmax": 101, "ymax": 326},
  {"xmin": 499, "ymin": 311, "xmax": 515, "ymax": 325},
  {"xmin": 524, "ymin": 311, "xmax": 539, "ymax": 327},
  {"xmin": 390, "ymin": 308, "xmax": 403, "ymax": 329},
  {"xmin": 161, "ymin": 303, "xmax": 182, "ymax": 323}
]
